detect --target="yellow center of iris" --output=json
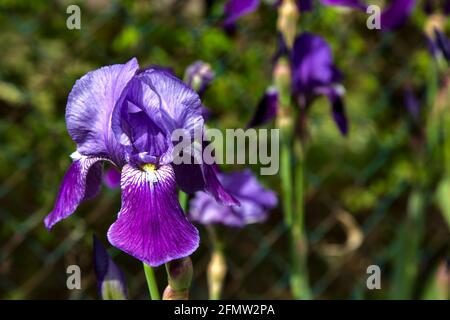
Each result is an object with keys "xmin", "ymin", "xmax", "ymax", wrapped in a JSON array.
[{"xmin": 141, "ymin": 163, "xmax": 156, "ymax": 172}]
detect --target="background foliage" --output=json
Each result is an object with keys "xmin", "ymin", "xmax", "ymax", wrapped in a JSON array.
[{"xmin": 0, "ymin": 0, "xmax": 448, "ymax": 299}]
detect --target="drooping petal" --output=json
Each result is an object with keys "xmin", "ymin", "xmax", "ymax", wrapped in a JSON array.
[
  {"xmin": 320, "ymin": 0, "xmax": 367, "ymax": 11},
  {"xmin": 44, "ymin": 155, "xmax": 106, "ymax": 230},
  {"xmin": 93, "ymin": 235, "xmax": 128, "ymax": 300},
  {"xmin": 291, "ymin": 33, "xmax": 342, "ymax": 97},
  {"xmin": 381, "ymin": 0, "xmax": 416, "ymax": 30},
  {"xmin": 223, "ymin": 0, "xmax": 260, "ymax": 28},
  {"xmin": 247, "ymin": 87, "xmax": 279, "ymax": 128},
  {"xmin": 173, "ymin": 158, "xmax": 239, "ymax": 206},
  {"xmin": 104, "ymin": 166, "xmax": 121, "ymax": 189},
  {"xmin": 326, "ymin": 89, "xmax": 348, "ymax": 135},
  {"xmin": 107, "ymin": 164, "xmax": 199, "ymax": 267},
  {"xmin": 189, "ymin": 169, "xmax": 277, "ymax": 227},
  {"xmin": 66, "ymin": 58, "xmax": 139, "ymax": 165}
]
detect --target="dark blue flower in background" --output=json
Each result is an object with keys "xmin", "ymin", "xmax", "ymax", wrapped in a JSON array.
[
  {"xmin": 189, "ymin": 169, "xmax": 277, "ymax": 227},
  {"xmin": 93, "ymin": 235, "xmax": 127, "ymax": 300},
  {"xmin": 249, "ymin": 33, "xmax": 348, "ymax": 135},
  {"xmin": 44, "ymin": 58, "xmax": 238, "ymax": 267}
]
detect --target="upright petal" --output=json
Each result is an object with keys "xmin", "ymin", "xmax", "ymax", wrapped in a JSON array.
[
  {"xmin": 44, "ymin": 155, "xmax": 106, "ymax": 230},
  {"xmin": 223, "ymin": 0, "xmax": 260, "ymax": 28},
  {"xmin": 291, "ymin": 33, "xmax": 342, "ymax": 97},
  {"xmin": 107, "ymin": 164, "xmax": 199, "ymax": 267},
  {"xmin": 381, "ymin": 0, "xmax": 416, "ymax": 30},
  {"xmin": 66, "ymin": 58, "xmax": 139, "ymax": 165},
  {"xmin": 138, "ymin": 68, "xmax": 204, "ymax": 139}
]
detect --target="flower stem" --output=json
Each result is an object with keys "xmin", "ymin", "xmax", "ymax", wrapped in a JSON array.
[
  {"xmin": 291, "ymin": 139, "xmax": 311, "ymax": 299},
  {"xmin": 143, "ymin": 263, "xmax": 160, "ymax": 300}
]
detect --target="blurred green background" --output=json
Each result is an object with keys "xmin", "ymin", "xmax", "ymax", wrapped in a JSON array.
[{"xmin": 0, "ymin": 0, "xmax": 449, "ymax": 299}]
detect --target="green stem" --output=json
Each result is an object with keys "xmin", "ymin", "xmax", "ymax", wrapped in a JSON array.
[
  {"xmin": 290, "ymin": 139, "xmax": 311, "ymax": 300},
  {"xmin": 143, "ymin": 263, "xmax": 160, "ymax": 300},
  {"xmin": 280, "ymin": 142, "xmax": 294, "ymax": 227}
]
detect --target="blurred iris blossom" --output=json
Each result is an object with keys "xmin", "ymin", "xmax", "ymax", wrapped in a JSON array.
[
  {"xmin": 250, "ymin": 32, "xmax": 349, "ymax": 135},
  {"xmin": 189, "ymin": 169, "xmax": 277, "ymax": 227},
  {"xmin": 44, "ymin": 58, "xmax": 238, "ymax": 267},
  {"xmin": 222, "ymin": 0, "xmax": 366, "ymax": 30},
  {"xmin": 93, "ymin": 235, "xmax": 127, "ymax": 300}
]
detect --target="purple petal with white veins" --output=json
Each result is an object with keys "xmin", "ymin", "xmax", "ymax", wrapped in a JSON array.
[
  {"xmin": 107, "ymin": 164, "xmax": 199, "ymax": 267},
  {"xmin": 66, "ymin": 58, "xmax": 139, "ymax": 165},
  {"xmin": 44, "ymin": 155, "xmax": 106, "ymax": 229},
  {"xmin": 381, "ymin": 0, "xmax": 416, "ymax": 30}
]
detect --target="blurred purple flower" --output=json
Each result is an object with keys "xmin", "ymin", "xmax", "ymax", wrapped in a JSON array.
[
  {"xmin": 44, "ymin": 58, "xmax": 238, "ymax": 266},
  {"xmin": 320, "ymin": 0, "xmax": 367, "ymax": 10},
  {"xmin": 249, "ymin": 33, "xmax": 348, "ymax": 134},
  {"xmin": 103, "ymin": 166, "xmax": 121, "ymax": 189},
  {"xmin": 185, "ymin": 61, "xmax": 215, "ymax": 96},
  {"xmin": 222, "ymin": 0, "xmax": 365, "ymax": 30},
  {"xmin": 381, "ymin": 0, "xmax": 417, "ymax": 30},
  {"xmin": 292, "ymin": 33, "xmax": 348, "ymax": 135},
  {"xmin": 93, "ymin": 235, "xmax": 127, "ymax": 300},
  {"xmin": 189, "ymin": 169, "xmax": 277, "ymax": 227}
]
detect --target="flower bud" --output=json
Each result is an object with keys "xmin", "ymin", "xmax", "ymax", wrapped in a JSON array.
[
  {"xmin": 93, "ymin": 235, "xmax": 127, "ymax": 300},
  {"xmin": 207, "ymin": 250, "xmax": 227, "ymax": 300},
  {"xmin": 163, "ymin": 257, "xmax": 193, "ymax": 300},
  {"xmin": 184, "ymin": 61, "xmax": 215, "ymax": 95},
  {"xmin": 277, "ymin": 0, "xmax": 299, "ymax": 49}
]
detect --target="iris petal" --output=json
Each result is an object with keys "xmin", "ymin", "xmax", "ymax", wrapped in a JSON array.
[
  {"xmin": 44, "ymin": 155, "xmax": 106, "ymax": 229},
  {"xmin": 107, "ymin": 164, "xmax": 199, "ymax": 267},
  {"xmin": 66, "ymin": 58, "xmax": 139, "ymax": 165}
]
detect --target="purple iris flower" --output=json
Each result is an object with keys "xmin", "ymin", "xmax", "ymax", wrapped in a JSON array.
[
  {"xmin": 291, "ymin": 33, "xmax": 348, "ymax": 135},
  {"xmin": 249, "ymin": 33, "xmax": 348, "ymax": 135},
  {"xmin": 189, "ymin": 169, "xmax": 277, "ymax": 227},
  {"xmin": 44, "ymin": 58, "xmax": 238, "ymax": 267}
]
